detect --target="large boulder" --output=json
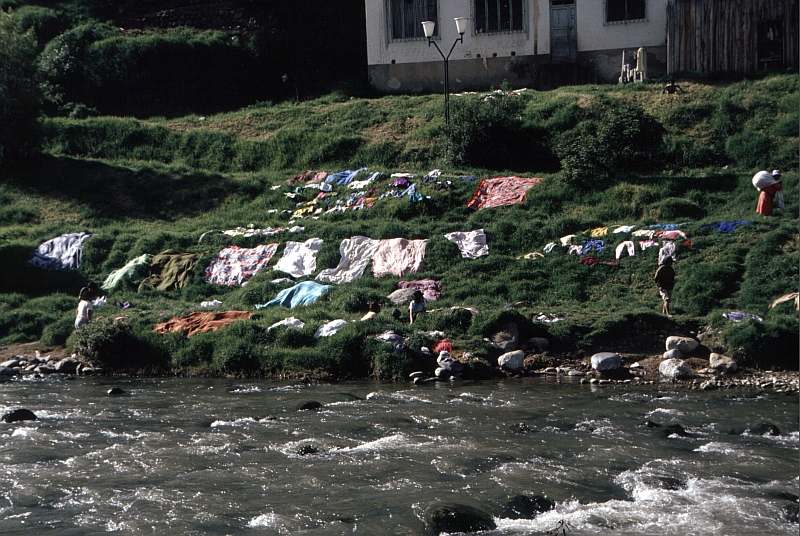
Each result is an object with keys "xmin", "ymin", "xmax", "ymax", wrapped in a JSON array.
[
  {"xmin": 0, "ymin": 359, "xmax": 21, "ymax": 368},
  {"xmin": 424, "ymin": 503, "xmax": 496, "ymax": 535},
  {"xmin": 54, "ymin": 357, "xmax": 79, "ymax": 374},
  {"xmin": 490, "ymin": 322, "xmax": 520, "ymax": 351},
  {"xmin": 296, "ymin": 401, "xmax": 323, "ymax": 411},
  {"xmin": 591, "ymin": 352, "xmax": 622, "ymax": 372},
  {"xmin": 0, "ymin": 366, "xmax": 18, "ymax": 376},
  {"xmin": 709, "ymin": 353, "xmax": 738, "ymax": 373},
  {"xmin": 665, "ymin": 336, "xmax": 699, "ymax": 354},
  {"xmin": 2, "ymin": 408, "xmax": 37, "ymax": 423},
  {"xmin": 498, "ymin": 350, "xmax": 525, "ymax": 372},
  {"xmin": 659, "ymin": 358, "xmax": 693, "ymax": 379},
  {"xmin": 501, "ymin": 494, "xmax": 555, "ymax": 519},
  {"xmin": 388, "ymin": 288, "xmax": 416, "ymax": 305}
]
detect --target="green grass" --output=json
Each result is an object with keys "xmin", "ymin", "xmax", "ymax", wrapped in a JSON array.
[{"xmin": 1, "ymin": 73, "xmax": 798, "ymax": 377}]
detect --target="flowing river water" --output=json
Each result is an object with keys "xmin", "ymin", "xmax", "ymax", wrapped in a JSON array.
[{"xmin": 0, "ymin": 374, "xmax": 797, "ymax": 535}]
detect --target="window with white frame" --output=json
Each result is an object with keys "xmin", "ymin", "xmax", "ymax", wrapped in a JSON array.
[
  {"xmin": 474, "ymin": 0, "xmax": 525, "ymax": 34},
  {"xmin": 389, "ymin": 0, "xmax": 438, "ymax": 40},
  {"xmin": 606, "ymin": 0, "xmax": 646, "ymax": 23}
]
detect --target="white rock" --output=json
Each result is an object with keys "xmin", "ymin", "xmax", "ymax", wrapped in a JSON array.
[
  {"xmin": 709, "ymin": 353, "xmax": 738, "ymax": 373},
  {"xmin": 591, "ymin": 352, "xmax": 622, "ymax": 371},
  {"xmin": 659, "ymin": 358, "xmax": 693, "ymax": 379},
  {"xmin": 665, "ymin": 336, "xmax": 699, "ymax": 354},
  {"xmin": 498, "ymin": 350, "xmax": 525, "ymax": 372}
]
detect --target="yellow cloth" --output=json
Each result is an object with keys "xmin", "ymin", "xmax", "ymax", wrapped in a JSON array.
[{"xmin": 590, "ymin": 227, "xmax": 609, "ymax": 237}]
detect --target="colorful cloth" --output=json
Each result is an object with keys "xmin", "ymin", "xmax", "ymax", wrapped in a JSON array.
[
  {"xmin": 466, "ymin": 176, "xmax": 544, "ymax": 210},
  {"xmin": 444, "ymin": 229, "xmax": 489, "ymax": 259},
  {"xmin": 567, "ymin": 245, "xmax": 583, "ymax": 255},
  {"xmin": 203, "ymin": 244, "xmax": 279, "ymax": 285},
  {"xmin": 723, "ymin": 311, "xmax": 763, "ymax": 323},
  {"xmin": 153, "ymin": 311, "xmax": 252, "ymax": 338},
  {"xmin": 613, "ymin": 225, "xmax": 636, "ymax": 233},
  {"xmin": 700, "ymin": 221, "xmax": 753, "ymax": 233},
  {"xmin": 639, "ymin": 240, "xmax": 658, "ymax": 251},
  {"xmin": 372, "ymin": 238, "xmax": 428, "ymax": 278},
  {"xmin": 27, "ymin": 232, "xmax": 94, "ymax": 271},
  {"xmin": 316, "ymin": 236, "xmax": 380, "ymax": 284},
  {"xmin": 560, "ymin": 234, "xmax": 577, "ymax": 246},
  {"xmin": 257, "ymin": 281, "xmax": 332, "ymax": 309},
  {"xmin": 273, "ymin": 238, "xmax": 323, "ymax": 278},
  {"xmin": 590, "ymin": 227, "xmax": 609, "ymax": 237},
  {"xmin": 397, "ymin": 279, "xmax": 441, "ymax": 301},
  {"xmin": 655, "ymin": 230, "xmax": 687, "ymax": 240},
  {"xmin": 581, "ymin": 240, "xmax": 605, "ymax": 255},
  {"xmin": 102, "ymin": 254, "xmax": 153, "ymax": 290}
]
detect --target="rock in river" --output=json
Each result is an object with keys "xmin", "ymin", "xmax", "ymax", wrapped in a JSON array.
[
  {"xmin": 2, "ymin": 408, "xmax": 37, "ymax": 423},
  {"xmin": 424, "ymin": 503, "xmax": 496, "ymax": 535}
]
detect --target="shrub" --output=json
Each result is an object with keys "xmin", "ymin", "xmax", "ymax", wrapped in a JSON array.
[
  {"xmin": 448, "ymin": 90, "xmax": 527, "ymax": 169},
  {"xmin": 67, "ymin": 318, "xmax": 168, "ymax": 372},
  {"xmin": 0, "ymin": 10, "xmax": 43, "ymax": 163},
  {"xmin": 556, "ymin": 101, "xmax": 664, "ymax": 190},
  {"xmin": 721, "ymin": 315, "xmax": 798, "ymax": 371}
]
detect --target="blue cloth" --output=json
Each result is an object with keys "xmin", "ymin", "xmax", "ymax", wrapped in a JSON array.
[
  {"xmin": 257, "ymin": 281, "xmax": 331, "ymax": 309},
  {"xmin": 401, "ymin": 183, "xmax": 416, "ymax": 197},
  {"xmin": 647, "ymin": 222, "xmax": 691, "ymax": 230},
  {"xmin": 581, "ymin": 239, "xmax": 605, "ymax": 255},
  {"xmin": 700, "ymin": 221, "xmax": 753, "ymax": 233},
  {"xmin": 325, "ymin": 168, "xmax": 368, "ymax": 185},
  {"xmin": 723, "ymin": 311, "xmax": 763, "ymax": 322}
]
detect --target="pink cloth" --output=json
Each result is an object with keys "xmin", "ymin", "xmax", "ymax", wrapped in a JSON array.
[
  {"xmin": 397, "ymin": 279, "xmax": 441, "ymax": 301},
  {"xmin": 202, "ymin": 244, "xmax": 279, "ymax": 285},
  {"xmin": 372, "ymin": 238, "xmax": 428, "ymax": 278},
  {"xmin": 466, "ymin": 177, "xmax": 544, "ymax": 210}
]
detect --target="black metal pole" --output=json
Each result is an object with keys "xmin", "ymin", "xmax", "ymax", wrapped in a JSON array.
[{"xmin": 428, "ymin": 35, "xmax": 463, "ymax": 141}]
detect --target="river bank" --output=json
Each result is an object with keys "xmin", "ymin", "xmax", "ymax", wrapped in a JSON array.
[{"xmin": 2, "ymin": 340, "xmax": 797, "ymax": 395}]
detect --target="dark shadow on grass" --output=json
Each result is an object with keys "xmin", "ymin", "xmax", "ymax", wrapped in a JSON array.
[{"xmin": 5, "ymin": 154, "xmax": 237, "ymax": 220}]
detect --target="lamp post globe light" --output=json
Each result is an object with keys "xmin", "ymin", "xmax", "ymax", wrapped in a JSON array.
[{"xmin": 422, "ymin": 17, "xmax": 468, "ymax": 130}]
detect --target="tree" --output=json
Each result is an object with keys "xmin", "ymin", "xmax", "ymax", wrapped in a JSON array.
[{"xmin": 0, "ymin": 9, "xmax": 44, "ymax": 165}]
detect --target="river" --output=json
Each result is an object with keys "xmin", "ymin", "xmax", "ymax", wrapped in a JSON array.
[{"xmin": 1, "ymin": 374, "xmax": 797, "ymax": 535}]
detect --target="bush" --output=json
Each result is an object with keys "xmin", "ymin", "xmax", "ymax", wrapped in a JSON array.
[
  {"xmin": 0, "ymin": 10, "xmax": 43, "ymax": 163},
  {"xmin": 556, "ymin": 101, "xmax": 664, "ymax": 190},
  {"xmin": 448, "ymin": 90, "xmax": 528, "ymax": 169},
  {"xmin": 721, "ymin": 315, "xmax": 799, "ymax": 371},
  {"xmin": 67, "ymin": 318, "xmax": 168, "ymax": 372}
]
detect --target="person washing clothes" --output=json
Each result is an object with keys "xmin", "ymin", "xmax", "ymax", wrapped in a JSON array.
[
  {"xmin": 752, "ymin": 169, "xmax": 784, "ymax": 216},
  {"xmin": 408, "ymin": 290, "xmax": 427, "ymax": 324},
  {"xmin": 75, "ymin": 286, "xmax": 95, "ymax": 331}
]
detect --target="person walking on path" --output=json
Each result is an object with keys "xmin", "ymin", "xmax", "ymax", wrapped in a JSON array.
[
  {"xmin": 654, "ymin": 257, "xmax": 676, "ymax": 317},
  {"xmin": 753, "ymin": 169, "xmax": 784, "ymax": 216}
]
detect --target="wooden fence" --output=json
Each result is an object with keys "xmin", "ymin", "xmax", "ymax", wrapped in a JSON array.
[{"xmin": 666, "ymin": 0, "xmax": 798, "ymax": 73}]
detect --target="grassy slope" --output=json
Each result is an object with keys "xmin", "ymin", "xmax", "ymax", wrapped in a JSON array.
[{"xmin": 1, "ymin": 75, "xmax": 798, "ymax": 376}]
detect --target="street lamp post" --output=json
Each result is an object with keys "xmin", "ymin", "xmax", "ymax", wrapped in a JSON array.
[{"xmin": 422, "ymin": 17, "xmax": 469, "ymax": 131}]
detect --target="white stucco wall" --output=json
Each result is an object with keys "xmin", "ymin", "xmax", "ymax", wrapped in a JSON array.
[
  {"xmin": 365, "ymin": 0, "xmax": 550, "ymax": 67},
  {"xmin": 576, "ymin": 1, "xmax": 667, "ymax": 51},
  {"xmin": 366, "ymin": 0, "xmax": 666, "ymax": 66}
]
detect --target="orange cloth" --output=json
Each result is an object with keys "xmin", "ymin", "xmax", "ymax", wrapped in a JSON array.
[
  {"xmin": 756, "ymin": 183, "xmax": 782, "ymax": 216},
  {"xmin": 153, "ymin": 311, "xmax": 252, "ymax": 338}
]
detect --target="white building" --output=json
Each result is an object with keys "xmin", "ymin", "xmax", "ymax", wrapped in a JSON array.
[{"xmin": 365, "ymin": 0, "xmax": 668, "ymax": 92}]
